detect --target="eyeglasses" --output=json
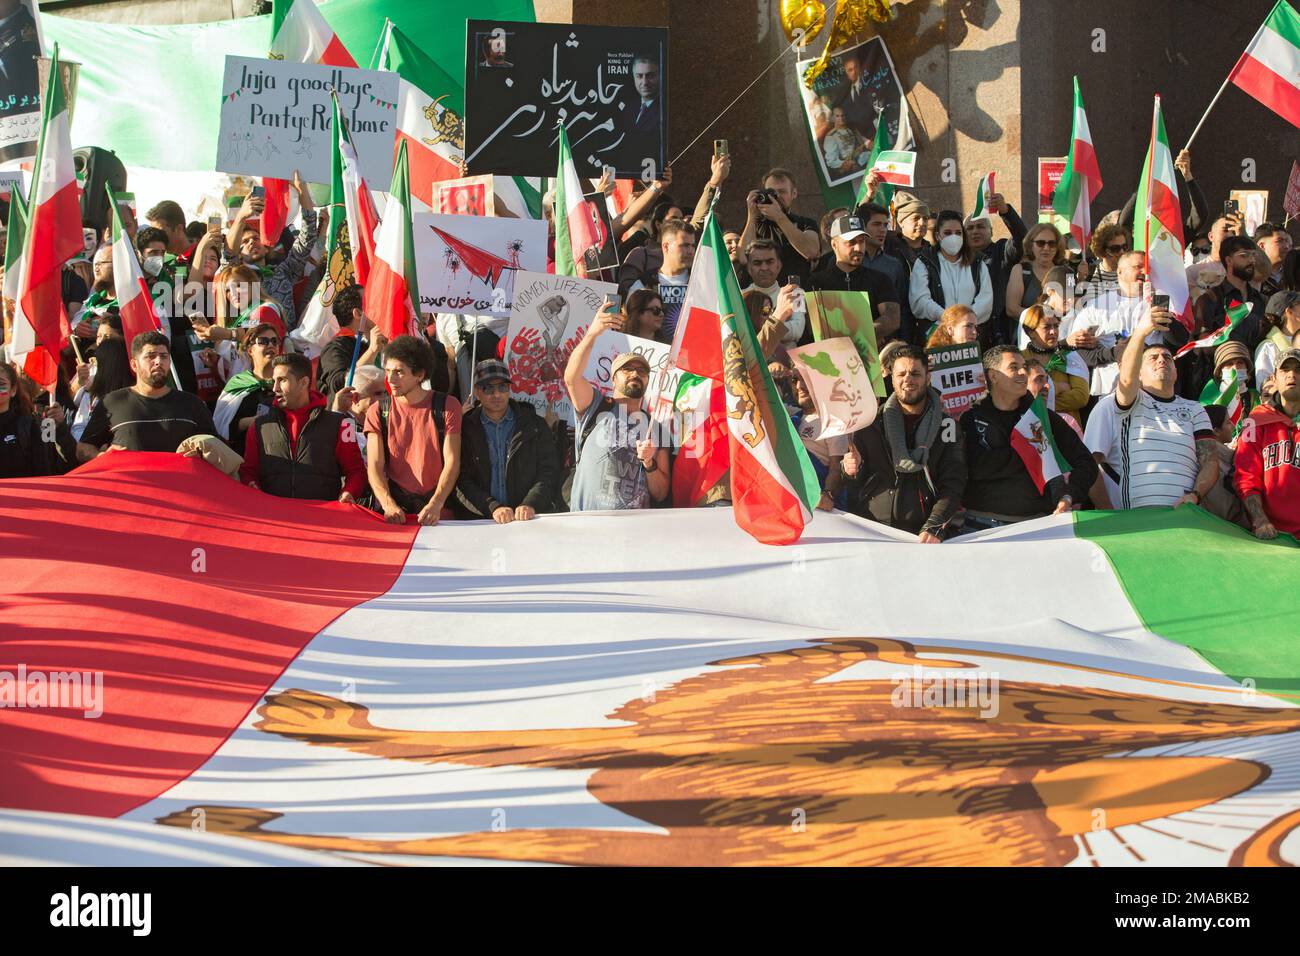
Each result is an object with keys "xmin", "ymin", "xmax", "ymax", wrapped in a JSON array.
[
  {"xmin": 643, "ymin": 306, "xmax": 665, "ymax": 316},
  {"xmin": 477, "ymin": 382, "xmax": 510, "ymax": 394},
  {"xmin": 1105, "ymin": 243, "xmax": 1127, "ymax": 254},
  {"xmin": 253, "ymin": 336, "xmax": 281, "ymax": 348},
  {"xmin": 1032, "ymin": 239, "xmax": 1058, "ymax": 248}
]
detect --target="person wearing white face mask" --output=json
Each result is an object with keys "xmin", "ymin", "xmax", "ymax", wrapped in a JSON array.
[{"xmin": 909, "ymin": 209, "xmax": 993, "ymax": 346}]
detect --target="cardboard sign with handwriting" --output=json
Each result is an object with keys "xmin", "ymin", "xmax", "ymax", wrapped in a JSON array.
[
  {"xmin": 413, "ymin": 213, "xmax": 547, "ymax": 319},
  {"xmin": 215, "ymin": 56, "xmax": 399, "ymax": 186}
]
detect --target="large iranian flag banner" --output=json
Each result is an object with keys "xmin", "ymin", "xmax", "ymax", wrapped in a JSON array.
[{"xmin": 1, "ymin": 455, "xmax": 1298, "ymax": 867}]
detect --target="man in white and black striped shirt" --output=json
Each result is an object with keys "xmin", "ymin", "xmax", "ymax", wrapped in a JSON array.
[{"xmin": 1084, "ymin": 306, "xmax": 1217, "ymax": 510}]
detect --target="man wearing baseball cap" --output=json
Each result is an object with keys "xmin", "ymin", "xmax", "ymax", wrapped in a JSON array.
[
  {"xmin": 809, "ymin": 214, "xmax": 900, "ymax": 344},
  {"xmin": 1235, "ymin": 347, "xmax": 1300, "ymax": 539},
  {"xmin": 454, "ymin": 359, "xmax": 557, "ymax": 523},
  {"xmin": 562, "ymin": 302, "xmax": 670, "ymax": 510}
]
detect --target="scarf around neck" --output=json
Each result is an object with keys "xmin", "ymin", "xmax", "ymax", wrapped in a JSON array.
[{"xmin": 882, "ymin": 386, "xmax": 944, "ymax": 474}]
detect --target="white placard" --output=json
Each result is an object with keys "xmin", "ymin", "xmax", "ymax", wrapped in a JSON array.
[{"xmin": 412, "ymin": 213, "xmax": 547, "ymax": 319}]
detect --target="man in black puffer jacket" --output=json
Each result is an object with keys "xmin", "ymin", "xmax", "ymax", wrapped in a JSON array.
[
  {"xmin": 841, "ymin": 345, "xmax": 966, "ymax": 540},
  {"xmin": 455, "ymin": 360, "xmax": 558, "ymax": 522}
]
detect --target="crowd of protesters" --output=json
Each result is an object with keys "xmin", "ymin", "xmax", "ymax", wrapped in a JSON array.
[{"xmin": 1, "ymin": 142, "xmax": 1297, "ymax": 543}]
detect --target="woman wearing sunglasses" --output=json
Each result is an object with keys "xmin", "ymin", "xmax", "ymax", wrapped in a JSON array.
[
  {"xmin": 1004, "ymin": 222, "xmax": 1065, "ymax": 323},
  {"xmin": 213, "ymin": 322, "xmax": 281, "ymax": 449},
  {"xmin": 1087, "ymin": 223, "xmax": 1130, "ymax": 293},
  {"xmin": 622, "ymin": 288, "xmax": 670, "ymax": 343}
]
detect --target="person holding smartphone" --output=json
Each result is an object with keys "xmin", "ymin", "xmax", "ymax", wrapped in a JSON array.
[
  {"xmin": 1084, "ymin": 302, "xmax": 1218, "ymax": 511},
  {"xmin": 562, "ymin": 298, "xmax": 670, "ymax": 511}
]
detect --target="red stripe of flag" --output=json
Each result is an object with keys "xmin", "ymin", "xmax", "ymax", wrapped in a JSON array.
[{"xmin": 1230, "ymin": 53, "xmax": 1300, "ymax": 128}]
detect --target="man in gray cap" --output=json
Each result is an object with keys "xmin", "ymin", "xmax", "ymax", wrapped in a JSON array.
[
  {"xmin": 562, "ymin": 303, "xmax": 670, "ymax": 510},
  {"xmin": 455, "ymin": 359, "xmax": 557, "ymax": 523}
]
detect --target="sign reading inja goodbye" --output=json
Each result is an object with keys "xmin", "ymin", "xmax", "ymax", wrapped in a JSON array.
[{"xmin": 215, "ymin": 56, "xmax": 399, "ymax": 186}]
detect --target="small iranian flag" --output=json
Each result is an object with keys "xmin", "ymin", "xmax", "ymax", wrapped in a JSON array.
[
  {"xmin": 292, "ymin": 95, "xmax": 380, "ymax": 356},
  {"xmin": 673, "ymin": 212, "xmax": 821, "ymax": 545},
  {"xmin": 969, "ymin": 172, "xmax": 997, "ymax": 223},
  {"xmin": 1052, "ymin": 76, "xmax": 1104, "ymax": 251},
  {"xmin": 1134, "ymin": 96, "xmax": 1192, "ymax": 331},
  {"xmin": 554, "ymin": 124, "xmax": 602, "ymax": 278},
  {"xmin": 871, "ymin": 150, "xmax": 916, "ymax": 186},
  {"xmin": 1199, "ymin": 366, "xmax": 1247, "ymax": 428},
  {"xmin": 1175, "ymin": 302, "xmax": 1252, "ymax": 358},
  {"xmin": 1011, "ymin": 396, "xmax": 1070, "ymax": 494},
  {"xmin": 1228, "ymin": 0, "xmax": 1300, "ymax": 129},
  {"xmin": 106, "ymin": 185, "xmax": 163, "ymax": 349},
  {"xmin": 856, "ymin": 109, "xmax": 896, "ymax": 208},
  {"xmin": 364, "ymin": 141, "xmax": 420, "ymax": 341},
  {"xmin": 270, "ymin": 0, "xmax": 356, "ymax": 67},
  {"xmin": 16, "ymin": 42, "xmax": 79, "ymax": 388}
]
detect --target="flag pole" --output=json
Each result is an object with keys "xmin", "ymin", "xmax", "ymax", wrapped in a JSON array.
[
  {"xmin": 1183, "ymin": 71, "xmax": 1235, "ymax": 151},
  {"xmin": 345, "ymin": 321, "xmax": 365, "ymax": 387}
]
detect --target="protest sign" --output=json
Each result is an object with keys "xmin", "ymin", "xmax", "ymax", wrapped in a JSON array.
[
  {"xmin": 1285, "ymin": 161, "xmax": 1300, "ymax": 223},
  {"xmin": 788, "ymin": 338, "xmax": 878, "ymax": 439},
  {"xmin": 215, "ymin": 56, "xmax": 399, "ymax": 186},
  {"xmin": 433, "ymin": 174, "xmax": 495, "ymax": 216},
  {"xmin": 464, "ymin": 20, "xmax": 669, "ymax": 180},
  {"xmin": 795, "ymin": 36, "xmax": 909, "ymax": 189},
  {"xmin": 926, "ymin": 342, "xmax": 986, "ymax": 417},
  {"xmin": 0, "ymin": 1, "xmax": 44, "ymax": 165},
  {"xmin": 412, "ymin": 213, "xmax": 547, "ymax": 320},
  {"xmin": 805, "ymin": 290, "xmax": 885, "ymax": 397},
  {"xmin": 506, "ymin": 271, "xmax": 614, "ymax": 421},
  {"xmin": 579, "ymin": 187, "xmax": 620, "ymax": 283}
]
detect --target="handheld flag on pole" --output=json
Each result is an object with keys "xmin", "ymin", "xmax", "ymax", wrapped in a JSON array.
[
  {"xmin": 554, "ymin": 124, "xmax": 603, "ymax": 278},
  {"xmin": 1134, "ymin": 95, "xmax": 1192, "ymax": 332},
  {"xmin": 364, "ymin": 140, "xmax": 420, "ymax": 342},
  {"xmin": 16, "ymin": 42, "xmax": 81, "ymax": 389},
  {"xmin": 1051, "ymin": 76, "xmax": 1103, "ymax": 252},
  {"xmin": 855, "ymin": 108, "xmax": 897, "ymax": 209}
]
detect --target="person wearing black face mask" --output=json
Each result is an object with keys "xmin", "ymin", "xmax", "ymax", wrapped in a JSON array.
[{"xmin": 1180, "ymin": 235, "xmax": 1267, "ymax": 399}]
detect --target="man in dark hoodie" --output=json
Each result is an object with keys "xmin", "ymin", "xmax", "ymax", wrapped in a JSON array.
[
  {"xmin": 455, "ymin": 359, "xmax": 558, "ymax": 522},
  {"xmin": 239, "ymin": 352, "xmax": 366, "ymax": 502},
  {"xmin": 841, "ymin": 345, "xmax": 966, "ymax": 540}
]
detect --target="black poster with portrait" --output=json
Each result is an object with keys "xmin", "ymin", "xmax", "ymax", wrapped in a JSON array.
[
  {"xmin": 464, "ymin": 20, "xmax": 668, "ymax": 181},
  {"xmin": 579, "ymin": 188, "xmax": 619, "ymax": 283}
]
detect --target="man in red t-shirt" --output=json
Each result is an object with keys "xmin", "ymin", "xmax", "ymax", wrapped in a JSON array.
[
  {"xmin": 240, "ymin": 353, "xmax": 366, "ymax": 502},
  {"xmin": 364, "ymin": 335, "xmax": 463, "ymax": 525}
]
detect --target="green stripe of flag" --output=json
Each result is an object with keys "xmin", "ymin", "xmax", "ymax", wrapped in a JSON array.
[{"xmin": 1265, "ymin": 0, "xmax": 1300, "ymax": 48}]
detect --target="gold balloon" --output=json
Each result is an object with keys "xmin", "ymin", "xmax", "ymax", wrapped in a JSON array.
[
  {"xmin": 780, "ymin": 0, "xmax": 827, "ymax": 47},
  {"xmin": 802, "ymin": 0, "xmax": 897, "ymax": 88}
]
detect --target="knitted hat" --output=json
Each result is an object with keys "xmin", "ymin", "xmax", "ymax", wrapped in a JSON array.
[
  {"xmin": 1213, "ymin": 340, "xmax": 1251, "ymax": 377},
  {"xmin": 893, "ymin": 192, "xmax": 929, "ymax": 223}
]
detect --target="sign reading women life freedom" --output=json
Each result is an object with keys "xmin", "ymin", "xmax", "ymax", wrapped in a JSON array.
[{"xmin": 215, "ymin": 56, "xmax": 400, "ymax": 186}]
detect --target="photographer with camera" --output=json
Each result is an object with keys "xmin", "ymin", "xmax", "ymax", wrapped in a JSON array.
[{"xmin": 739, "ymin": 168, "xmax": 821, "ymax": 286}]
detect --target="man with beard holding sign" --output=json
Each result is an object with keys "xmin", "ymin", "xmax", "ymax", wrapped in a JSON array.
[{"xmin": 563, "ymin": 303, "xmax": 670, "ymax": 511}]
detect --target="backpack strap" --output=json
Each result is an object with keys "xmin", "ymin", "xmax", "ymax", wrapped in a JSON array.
[{"xmin": 575, "ymin": 395, "xmax": 615, "ymax": 460}]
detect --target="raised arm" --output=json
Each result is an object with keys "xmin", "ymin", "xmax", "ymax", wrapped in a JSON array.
[{"xmin": 564, "ymin": 303, "xmax": 621, "ymax": 415}]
